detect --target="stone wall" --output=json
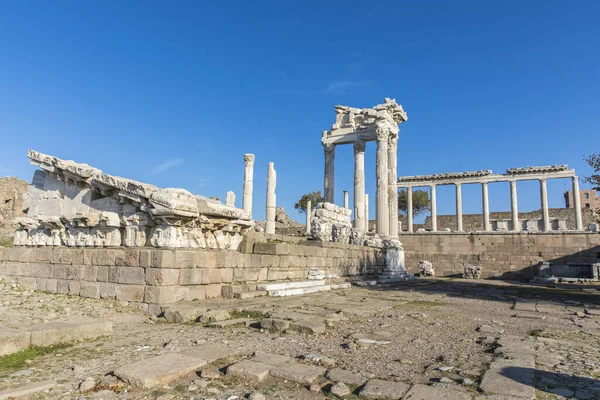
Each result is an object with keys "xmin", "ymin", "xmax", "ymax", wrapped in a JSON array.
[
  {"xmin": 0, "ymin": 232, "xmax": 385, "ymax": 313},
  {"xmin": 0, "ymin": 177, "xmax": 28, "ymax": 241},
  {"xmin": 399, "ymin": 232, "xmax": 600, "ymax": 280},
  {"xmin": 421, "ymin": 208, "xmax": 596, "ymax": 232}
]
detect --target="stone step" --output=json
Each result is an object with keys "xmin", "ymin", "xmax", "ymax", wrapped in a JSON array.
[
  {"xmin": 234, "ymin": 291, "xmax": 267, "ymax": 299},
  {"xmin": 256, "ymin": 280, "xmax": 325, "ymax": 291},
  {"xmin": 23, "ymin": 320, "xmax": 112, "ymax": 347},
  {"xmin": 208, "ymin": 318, "xmax": 254, "ymax": 328},
  {"xmin": 268, "ymin": 284, "xmax": 332, "ymax": 297}
]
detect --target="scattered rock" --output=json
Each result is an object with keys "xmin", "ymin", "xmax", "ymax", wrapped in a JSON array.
[
  {"xmin": 439, "ymin": 377, "xmax": 453, "ymax": 383},
  {"xmin": 79, "ymin": 377, "xmax": 96, "ymax": 392},
  {"xmin": 201, "ymin": 366, "xmax": 222, "ymax": 379},
  {"xmin": 462, "ymin": 378, "xmax": 474, "ymax": 385},
  {"xmin": 438, "ymin": 366, "xmax": 453, "ymax": 372},
  {"xmin": 248, "ymin": 392, "xmax": 266, "ymax": 400},
  {"xmin": 301, "ymin": 353, "xmax": 336, "ymax": 367},
  {"xmin": 464, "ymin": 265, "xmax": 483, "ymax": 279},
  {"xmin": 330, "ymin": 382, "xmax": 351, "ymax": 397},
  {"xmin": 418, "ymin": 260, "xmax": 435, "ymax": 276}
]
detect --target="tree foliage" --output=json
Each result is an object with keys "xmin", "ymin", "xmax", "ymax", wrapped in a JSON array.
[
  {"xmin": 294, "ymin": 191, "xmax": 326, "ymax": 213},
  {"xmin": 584, "ymin": 154, "xmax": 600, "ymax": 190},
  {"xmin": 398, "ymin": 189, "xmax": 430, "ymax": 218}
]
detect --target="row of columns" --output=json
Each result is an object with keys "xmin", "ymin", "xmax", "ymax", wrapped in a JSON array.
[
  {"xmin": 323, "ymin": 127, "xmax": 399, "ymax": 237},
  {"xmin": 401, "ymin": 176, "xmax": 584, "ymax": 233}
]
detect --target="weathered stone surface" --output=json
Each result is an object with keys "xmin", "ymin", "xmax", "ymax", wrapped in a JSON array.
[
  {"xmin": 330, "ymin": 382, "xmax": 352, "ymax": 397},
  {"xmin": 252, "ymin": 352, "xmax": 294, "ymax": 367},
  {"xmin": 185, "ymin": 343, "xmax": 247, "ymax": 363},
  {"xmin": 269, "ymin": 362, "xmax": 326, "ymax": 385},
  {"xmin": 114, "ymin": 353, "xmax": 207, "ymax": 388},
  {"xmin": 480, "ymin": 358, "xmax": 535, "ymax": 399},
  {"xmin": 260, "ymin": 318, "xmax": 291, "ymax": 330},
  {"xmin": 358, "ymin": 379, "xmax": 410, "ymax": 399},
  {"xmin": 418, "ymin": 260, "xmax": 434, "ymax": 276},
  {"xmin": 464, "ymin": 265, "xmax": 483, "ymax": 279},
  {"xmin": 0, "ymin": 380, "xmax": 56, "ymax": 400},
  {"xmin": 226, "ymin": 360, "xmax": 271, "ymax": 382},
  {"xmin": 0, "ymin": 327, "xmax": 31, "ymax": 356},
  {"xmin": 290, "ymin": 319, "xmax": 326, "ymax": 334},
  {"xmin": 402, "ymin": 384, "xmax": 472, "ymax": 400},
  {"xmin": 24, "ymin": 320, "xmax": 112, "ymax": 347},
  {"xmin": 326, "ymin": 368, "xmax": 367, "ymax": 386}
]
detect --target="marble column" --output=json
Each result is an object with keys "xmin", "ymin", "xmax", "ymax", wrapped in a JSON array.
[
  {"xmin": 242, "ymin": 154, "xmax": 255, "ymax": 217},
  {"xmin": 375, "ymin": 128, "xmax": 389, "ymax": 236},
  {"xmin": 572, "ymin": 176, "xmax": 583, "ymax": 230},
  {"xmin": 430, "ymin": 185, "xmax": 437, "ymax": 232},
  {"xmin": 323, "ymin": 143, "xmax": 335, "ymax": 203},
  {"xmin": 456, "ymin": 183, "xmax": 463, "ymax": 232},
  {"xmin": 510, "ymin": 180, "xmax": 519, "ymax": 231},
  {"xmin": 364, "ymin": 193, "xmax": 369, "ymax": 232},
  {"xmin": 407, "ymin": 186, "xmax": 414, "ymax": 233},
  {"xmin": 388, "ymin": 135, "xmax": 399, "ymax": 238},
  {"xmin": 482, "ymin": 182, "xmax": 490, "ymax": 232},
  {"xmin": 540, "ymin": 178, "xmax": 550, "ymax": 231},
  {"xmin": 343, "ymin": 191, "xmax": 349, "ymax": 209},
  {"xmin": 305, "ymin": 200, "xmax": 312, "ymax": 234},
  {"xmin": 353, "ymin": 140, "xmax": 366, "ymax": 231},
  {"xmin": 265, "ymin": 162, "xmax": 276, "ymax": 234}
]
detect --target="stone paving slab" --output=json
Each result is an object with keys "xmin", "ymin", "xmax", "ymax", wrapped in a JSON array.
[
  {"xmin": 185, "ymin": 343, "xmax": 248, "ymax": 363},
  {"xmin": 208, "ymin": 318, "xmax": 253, "ymax": 327},
  {"xmin": 0, "ymin": 327, "xmax": 31, "ymax": 355},
  {"xmin": 24, "ymin": 320, "xmax": 112, "ymax": 347},
  {"xmin": 226, "ymin": 360, "xmax": 271, "ymax": 382},
  {"xmin": 269, "ymin": 361, "xmax": 326, "ymax": 385},
  {"xmin": 325, "ymin": 368, "xmax": 368, "ymax": 386},
  {"xmin": 402, "ymin": 384, "xmax": 472, "ymax": 400},
  {"xmin": 0, "ymin": 380, "xmax": 56, "ymax": 400},
  {"xmin": 252, "ymin": 351, "xmax": 294, "ymax": 367},
  {"xmin": 479, "ymin": 358, "xmax": 535, "ymax": 399},
  {"xmin": 359, "ymin": 378, "xmax": 410, "ymax": 399},
  {"xmin": 114, "ymin": 353, "xmax": 207, "ymax": 388}
]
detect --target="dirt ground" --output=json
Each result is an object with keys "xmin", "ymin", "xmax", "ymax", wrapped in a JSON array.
[{"xmin": 1, "ymin": 278, "xmax": 600, "ymax": 399}]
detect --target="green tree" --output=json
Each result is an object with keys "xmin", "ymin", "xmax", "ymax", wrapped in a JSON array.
[
  {"xmin": 398, "ymin": 189, "xmax": 430, "ymax": 218},
  {"xmin": 584, "ymin": 154, "xmax": 600, "ymax": 189},
  {"xmin": 294, "ymin": 191, "xmax": 326, "ymax": 213}
]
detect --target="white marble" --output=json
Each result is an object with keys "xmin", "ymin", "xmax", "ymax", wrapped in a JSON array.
[{"xmin": 265, "ymin": 162, "xmax": 276, "ymax": 235}]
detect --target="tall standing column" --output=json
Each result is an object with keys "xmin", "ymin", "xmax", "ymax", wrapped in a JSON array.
[
  {"xmin": 430, "ymin": 185, "xmax": 437, "ymax": 232},
  {"xmin": 353, "ymin": 140, "xmax": 366, "ymax": 230},
  {"xmin": 364, "ymin": 193, "xmax": 369, "ymax": 232},
  {"xmin": 242, "ymin": 154, "xmax": 255, "ymax": 217},
  {"xmin": 572, "ymin": 176, "xmax": 583, "ymax": 230},
  {"xmin": 375, "ymin": 128, "xmax": 389, "ymax": 236},
  {"xmin": 343, "ymin": 191, "xmax": 349, "ymax": 209},
  {"xmin": 388, "ymin": 135, "xmax": 399, "ymax": 238},
  {"xmin": 456, "ymin": 183, "xmax": 463, "ymax": 232},
  {"xmin": 540, "ymin": 178, "xmax": 550, "ymax": 231},
  {"xmin": 510, "ymin": 180, "xmax": 520, "ymax": 231},
  {"xmin": 265, "ymin": 162, "xmax": 276, "ymax": 234},
  {"xmin": 323, "ymin": 142, "xmax": 335, "ymax": 203},
  {"xmin": 482, "ymin": 182, "xmax": 490, "ymax": 231},
  {"xmin": 305, "ymin": 200, "xmax": 312, "ymax": 234},
  {"xmin": 407, "ymin": 186, "xmax": 414, "ymax": 233}
]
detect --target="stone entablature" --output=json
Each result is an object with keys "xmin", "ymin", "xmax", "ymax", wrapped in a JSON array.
[
  {"xmin": 13, "ymin": 150, "xmax": 254, "ymax": 250},
  {"xmin": 397, "ymin": 165, "xmax": 584, "ymax": 233}
]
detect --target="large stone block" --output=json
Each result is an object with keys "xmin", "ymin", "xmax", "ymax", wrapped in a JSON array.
[
  {"xmin": 80, "ymin": 282, "xmax": 100, "ymax": 298},
  {"xmin": 174, "ymin": 250, "xmax": 196, "ymax": 268},
  {"xmin": 98, "ymin": 282, "xmax": 118, "ymax": 299},
  {"xmin": 116, "ymin": 267, "xmax": 145, "ymax": 285},
  {"xmin": 253, "ymin": 243, "xmax": 290, "ymax": 255},
  {"xmin": 144, "ymin": 286, "xmax": 188, "ymax": 304},
  {"xmin": 204, "ymin": 283, "xmax": 222, "ymax": 298},
  {"xmin": 146, "ymin": 268, "xmax": 181, "ymax": 286},
  {"xmin": 117, "ymin": 285, "xmax": 145, "ymax": 302},
  {"xmin": 0, "ymin": 327, "xmax": 31, "ymax": 356},
  {"xmin": 150, "ymin": 249, "xmax": 175, "ymax": 268},
  {"xmin": 26, "ymin": 263, "xmax": 54, "ymax": 278},
  {"xmin": 24, "ymin": 320, "xmax": 112, "ymax": 347},
  {"xmin": 92, "ymin": 249, "xmax": 117, "ymax": 266},
  {"xmin": 82, "ymin": 265, "xmax": 98, "ymax": 281},
  {"xmin": 115, "ymin": 249, "xmax": 140, "ymax": 267}
]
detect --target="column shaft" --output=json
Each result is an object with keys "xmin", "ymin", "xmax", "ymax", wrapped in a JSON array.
[
  {"xmin": 265, "ymin": 162, "xmax": 276, "ymax": 234},
  {"xmin": 430, "ymin": 185, "xmax": 437, "ymax": 232},
  {"xmin": 572, "ymin": 176, "xmax": 583, "ymax": 230},
  {"xmin": 407, "ymin": 187, "xmax": 413, "ymax": 233},
  {"xmin": 343, "ymin": 191, "xmax": 349, "ymax": 209},
  {"xmin": 364, "ymin": 193, "xmax": 369, "ymax": 232},
  {"xmin": 510, "ymin": 180, "xmax": 519, "ymax": 231},
  {"xmin": 305, "ymin": 200, "xmax": 312, "ymax": 234},
  {"xmin": 540, "ymin": 179, "xmax": 550, "ymax": 231},
  {"xmin": 375, "ymin": 128, "xmax": 389, "ymax": 236},
  {"xmin": 388, "ymin": 135, "xmax": 399, "ymax": 237},
  {"xmin": 323, "ymin": 144, "xmax": 335, "ymax": 203},
  {"xmin": 456, "ymin": 183, "xmax": 463, "ymax": 232},
  {"xmin": 242, "ymin": 154, "xmax": 255, "ymax": 217},
  {"xmin": 482, "ymin": 182, "xmax": 490, "ymax": 231},
  {"xmin": 353, "ymin": 140, "xmax": 366, "ymax": 230}
]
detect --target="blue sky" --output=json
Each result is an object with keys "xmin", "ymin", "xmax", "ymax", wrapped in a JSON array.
[{"xmin": 1, "ymin": 1, "xmax": 598, "ymax": 223}]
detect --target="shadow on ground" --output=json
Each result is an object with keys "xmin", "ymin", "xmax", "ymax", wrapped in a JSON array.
[{"xmin": 500, "ymin": 366, "xmax": 600, "ymax": 399}]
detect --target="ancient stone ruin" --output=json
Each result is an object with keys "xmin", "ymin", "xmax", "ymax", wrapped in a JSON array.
[{"xmin": 13, "ymin": 150, "xmax": 254, "ymax": 250}]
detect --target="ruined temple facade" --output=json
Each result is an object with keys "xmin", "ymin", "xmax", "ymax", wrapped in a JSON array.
[{"xmin": 13, "ymin": 150, "xmax": 254, "ymax": 250}]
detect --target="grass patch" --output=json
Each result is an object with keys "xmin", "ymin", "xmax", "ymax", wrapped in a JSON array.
[
  {"xmin": 529, "ymin": 329, "xmax": 550, "ymax": 338},
  {"xmin": 403, "ymin": 300, "xmax": 443, "ymax": 307},
  {"xmin": 229, "ymin": 310, "xmax": 267, "ymax": 321},
  {"xmin": 0, "ymin": 236, "xmax": 13, "ymax": 248},
  {"xmin": 0, "ymin": 344, "xmax": 71, "ymax": 373}
]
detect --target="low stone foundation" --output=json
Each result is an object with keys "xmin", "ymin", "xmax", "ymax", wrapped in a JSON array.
[
  {"xmin": 0, "ymin": 233, "xmax": 385, "ymax": 313},
  {"xmin": 400, "ymin": 232, "xmax": 600, "ymax": 280}
]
